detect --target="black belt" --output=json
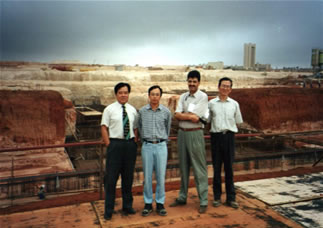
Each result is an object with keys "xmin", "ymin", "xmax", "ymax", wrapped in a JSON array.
[
  {"xmin": 212, "ymin": 131, "xmax": 233, "ymax": 135},
  {"xmin": 144, "ymin": 139, "xmax": 166, "ymax": 144},
  {"xmin": 110, "ymin": 138, "xmax": 134, "ymax": 141}
]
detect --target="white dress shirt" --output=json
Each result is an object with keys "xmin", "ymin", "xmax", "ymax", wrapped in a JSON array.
[
  {"xmin": 101, "ymin": 101, "xmax": 138, "ymax": 139},
  {"xmin": 175, "ymin": 89, "xmax": 209, "ymax": 129},
  {"xmin": 208, "ymin": 97, "xmax": 243, "ymax": 133}
]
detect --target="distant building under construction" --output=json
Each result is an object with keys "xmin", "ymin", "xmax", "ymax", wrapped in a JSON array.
[
  {"xmin": 244, "ymin": 43, "xmax": 256, "ymax": 70},
  {"xmin": 311, "ymin": 48, "xmax": 323, "ymax": 71}
]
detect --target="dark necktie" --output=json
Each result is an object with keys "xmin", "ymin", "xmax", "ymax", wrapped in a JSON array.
[{"xmin": 122, "ymin": 104, "xmax": 130, "ymax": 140}]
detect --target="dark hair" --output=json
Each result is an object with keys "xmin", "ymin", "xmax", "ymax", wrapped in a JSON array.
[
  {"xmin": 148, "ymin": 85, "xmax": 163, "ymax": 96},
  {"xmin": 218, "ymin": 77, "xmax": 233, "ymax": 88},
  {"xmin": 114, "ymin": 82, "xmax": 131, "ymax": 94},
  {"xmin": 187, "ymin": 70, "xmax": 201, "ymax": 82}
]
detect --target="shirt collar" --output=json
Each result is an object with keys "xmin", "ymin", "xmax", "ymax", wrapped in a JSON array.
[
  {"xmin": 146, "ymin": 104, "xmax": 161, "ymax": 111},
  {"xmin": 185, "ymin": 89, "xmax": 200, "ymax": 100},
  {"xmin": 117, "ymin": 102, "xmax": 127, "ymax": 107},
  {"xmin": 215, "ymin": 96, "xmax": 230, "ymax": 102},
  {"xmin": 189, "ymin": 89, "xmax": 200, "ymax": 97}
]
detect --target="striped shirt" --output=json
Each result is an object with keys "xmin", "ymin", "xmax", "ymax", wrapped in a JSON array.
[{"xmin": 138, "ymin": 104, "xmax": 172, "ymax": 141}]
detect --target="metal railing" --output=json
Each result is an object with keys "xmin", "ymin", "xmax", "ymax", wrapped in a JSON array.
[
  {"xmin": 1, "ymin": 131, "xmax": 322, "ymax": 205},
  {"xmin": 0, "ymin": 133, "xmax": 263, "ymax": 202},
  {"xmin": 0, "ymin": 141, "xmax": 105, "ymax": 203}
]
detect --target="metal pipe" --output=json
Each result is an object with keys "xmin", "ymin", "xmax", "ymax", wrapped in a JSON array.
[
  {"xmin": 2, "ymin": 130, "xmax": 323, "ymax": 153},
  {"xmin": 2, "ymin": 135, "xmax": 261, "ymax": 153},
  {"xmin": 0, "ymin": 169, "xmax": 100, "ymax": 183},
  {"xmin": 0, "ymin": 141, "xmax": 103, "ymax": 153},
  {"xmin": 168, "ymin": 133, "xmax": 263, "ymax": 141}
]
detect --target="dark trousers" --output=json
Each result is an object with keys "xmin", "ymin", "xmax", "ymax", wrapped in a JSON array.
[
  {"xmin": 210, "ymin": 132, "xmax": 236, "ymax": 202},
  {"xmin": 104, "ymin": 139, "xmax": 137, "ymax": 215}
]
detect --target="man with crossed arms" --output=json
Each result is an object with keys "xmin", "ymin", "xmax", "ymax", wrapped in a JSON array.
[{"xmin": 170, "ymin": 70, "xmax": 209, "ymax": 214}]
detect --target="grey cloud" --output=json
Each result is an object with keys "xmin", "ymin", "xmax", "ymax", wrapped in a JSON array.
[{"xmin": 1, "ymin": 1, "xmax": 322, "ymax": 67}]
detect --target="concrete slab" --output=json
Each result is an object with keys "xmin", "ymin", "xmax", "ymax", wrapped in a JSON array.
[
  {"xmin": 235, "ymin": 172, "xmax": 323, "ymax": 227},
  {"xmin": 235, "ymin": 172, "xmax": 323, "ymax": 205},
  {"xmin": 273, "ymin": 199, "xmax": 323, "ymax": 228}
]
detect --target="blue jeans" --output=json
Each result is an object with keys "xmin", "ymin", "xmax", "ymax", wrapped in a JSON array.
[{"xmin": 141, "ymin": 141, "xmax": 168, "ymax": 204}]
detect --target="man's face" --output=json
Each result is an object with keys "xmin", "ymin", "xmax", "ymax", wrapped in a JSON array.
[
  {"xmin": 149, "ymin": 88, "xmax": 161, "ymax": 106},
  {"xmin": 116, "ymin": 86, "xmax": 129, "ymax": 104},
  {"xmin": 187, "ymin": 77, "xmax": 200, "ymax": 94},
  {"xmin": 218, "ymin": 80, "xmax": 232, "ymax": 97}
]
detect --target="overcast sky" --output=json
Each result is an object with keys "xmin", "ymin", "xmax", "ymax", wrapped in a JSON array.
[{"xmin": 1, "ymin": 0, "xmax": 322, "ymax": 67}]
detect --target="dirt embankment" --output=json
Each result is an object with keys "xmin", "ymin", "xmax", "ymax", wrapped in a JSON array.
[
  {"xmin": 0, "ymin": 90, "xmax": 75, "ymax": 179},
  {"xmin": 0, "ymin": 90, "xmax": 67, "ymax": 146},
  {"xmin": 230, "ymin": 88, "xmax": 323, "ymax": 133}
]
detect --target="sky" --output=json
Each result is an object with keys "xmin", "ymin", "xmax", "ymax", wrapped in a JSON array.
[{"xmin": 1, "ymin": 0, "xmax": 323, "ymax": 68}]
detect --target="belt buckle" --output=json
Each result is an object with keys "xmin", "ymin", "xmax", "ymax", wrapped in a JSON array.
[
  {"xmin": 222, "ymin": 130, "xmax": 228, "ymax": 134},
  {"xmin": 154, "ymin": 139, "xmax": 163, "ymax": 144},
  {"xmin": 146, "ymin": 140, "xmax": 159, "ymax": 144},
  {"xmin": 154, "ymin": 139, "xmax": 165, "ymax": 144}
]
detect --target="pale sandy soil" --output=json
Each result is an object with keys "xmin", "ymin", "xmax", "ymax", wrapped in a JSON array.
[{"xmin": 0, "ymin": 63, "xmax": 313, "ymax": 107}]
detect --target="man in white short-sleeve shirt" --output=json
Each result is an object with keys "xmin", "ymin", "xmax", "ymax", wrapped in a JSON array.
[
  {"xmin": 101, "ymin": 82, "xmax": 138, "ymax": 220},
  {"xmin": 209, "ymin": 77, "xmax": 243, "ymax": 209}
]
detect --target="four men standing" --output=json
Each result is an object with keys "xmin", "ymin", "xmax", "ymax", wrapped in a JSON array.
[{"xmin": 101, "ymin": 72, "xmax": 243, "ymax": 220}]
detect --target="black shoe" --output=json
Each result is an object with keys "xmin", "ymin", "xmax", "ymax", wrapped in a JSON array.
[
  {"xmin": 141, "ymin": 204, "xmax": 153, "ymax": 217},
  {"xmin": 122, "ymin": 207, "xmax": 136, "ymax": 215},
  {"xmin": 212, "ymin": 200, "xmax": 221, "ymax": 207},
  {"xmin": 104, "ymin": 213, "xmax": 112, "ymax": 220},
  {"xmin": 169, "ymin": 199, "xmax": 186, "ymax": 207},
  {"xmin": 156, "ymin": 203, "xmax": 167, "ymax": 216},
  {"xmin": 226, "ymin": 201, "xmax": 239, "ymax": 209},
  {"xmin": 199, "ymin": 205, "xmax": 207, "ymax": 214}
]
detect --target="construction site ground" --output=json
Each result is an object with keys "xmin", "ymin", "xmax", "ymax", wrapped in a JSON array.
[{"xmin": 1, "ymin": 166, "xmax": 322, "ymax": 228}]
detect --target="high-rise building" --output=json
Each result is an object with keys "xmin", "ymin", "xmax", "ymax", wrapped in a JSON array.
[
  {"xmin": 311, "ymin": 48, "xmax": 323, "ymax": 71},
  {"xmin": 244, "ymin": 43, "xmax": 256, "ymax": 70}
]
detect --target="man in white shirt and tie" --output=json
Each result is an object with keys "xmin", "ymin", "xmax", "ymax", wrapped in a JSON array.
[{"xmin": 101, "ymin": 82, "xmax": 138, "ymax": 220}]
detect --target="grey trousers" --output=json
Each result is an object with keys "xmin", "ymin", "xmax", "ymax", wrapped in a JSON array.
[{"xmin": 177, "ymin": 129, "xmax": 209, "ymax": 206}]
